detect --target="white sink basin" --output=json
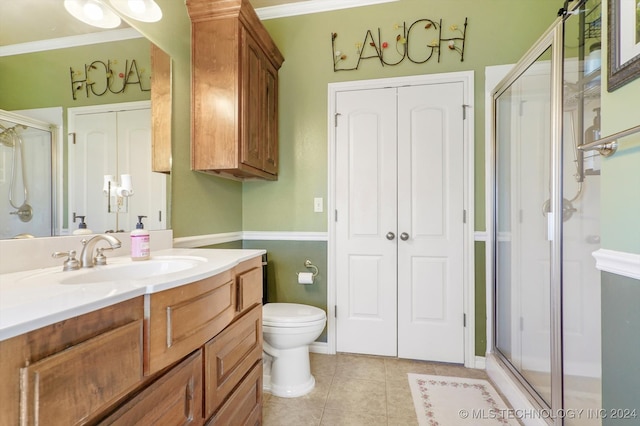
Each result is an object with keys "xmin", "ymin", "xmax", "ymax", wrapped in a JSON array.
[{"xmin": 59, "ymin": 256, "xmax": 208, "ymax": 285}]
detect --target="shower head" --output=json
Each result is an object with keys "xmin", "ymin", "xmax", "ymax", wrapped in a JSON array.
[
  {"xmin": 0, "ymin": 129, "xmax": 16, "ymax": 147},
  {"xmin": 0, "ymin": 125, "xmax": 26, "ymax": 147}
]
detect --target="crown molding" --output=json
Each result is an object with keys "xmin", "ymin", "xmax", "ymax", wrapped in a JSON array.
[
  {"xmin": 0, "ymin": 28, "xmax": 142, "ymax": 57},
  {"xmin": 255, "ymin": 0, "xmax": 398, "ymax": 20}
]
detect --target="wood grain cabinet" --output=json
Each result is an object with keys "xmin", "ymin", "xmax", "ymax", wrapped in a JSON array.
[
  {"xmin": 204, "ymin": 304, "xmax": 262, "ymax": 419},
  {"xmin": 150, "ymin": 43, "xmax": 172, "ymax": 174},
  {"xmin": 101, "ymin": 350, "xmax": 203, "ymax": 426},
  {"xmin": 145, "ymin": 270, "xmax": 236, "ymax": 375},
  {"xmin": 0, "ymin": 297, "xmax": 145, "ymax": 425},
  {"xmin": 0, "ymin": 256, "xmax": 264, "ymax": 425},
  {"xmin": 20, "ymin": 320, "xmax": 144, "ymax": 425},
  {"xmin": 186, "ymin": 0, "xmax": 284, "ymax": 181}
]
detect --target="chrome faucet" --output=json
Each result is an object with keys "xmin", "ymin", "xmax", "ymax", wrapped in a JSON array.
[{"xmin": 80, "ymin": 234, "xmax": 122, "ymax": 268}]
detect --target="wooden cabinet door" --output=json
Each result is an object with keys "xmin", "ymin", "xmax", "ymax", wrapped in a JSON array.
[
  {"xmin": 101, "ymin": 350, "xmax": 203, "ymax": 426},
  {"xmin": 203, "ymin": 304, "xmax": 262, "ymax": 420},
  {"xmin": 206, "ymin": 362, "xmax": 262, "ymax": 426},
  {"xmin": 263, "ymin": 60, "xmax": 278, "ymax": 175},
  {"xmin": 237, "ymin": 266, "xmax": 263, "ymax": 313},
  {"xmin": 146, "ymin": 270, "xmax": 235, "ymax": 375},
  {"xmin": 242, "ymin": 30, "xmax": 266, "ymax": 172},
  {"xmin": 20, "ymin": 320, "xmax": 144, "ymax": 425}
]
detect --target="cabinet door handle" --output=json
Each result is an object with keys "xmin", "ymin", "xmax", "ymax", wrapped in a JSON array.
[
  {"xmin": 400, "ymin": 232, "xmax": 410, "ymax": 241},
  {"xmin": 386, "ymin": 232, "xmax": 395, "ymax": 240},
  {"xmin": 185, "ymin": 377, "xmax": 195, "ymax": 419}
]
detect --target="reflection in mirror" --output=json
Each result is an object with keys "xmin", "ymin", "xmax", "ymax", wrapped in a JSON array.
[
  {"xmin": 0, "ymin": 111, "xmax": 56, "ymax": 239},
  {"xmin": 67, "ymin": 101, "xmax": 168, "ymax": 235},
  {"xmin": 0, "ymin": 6, "xmax": 172, "ymax": 239}
]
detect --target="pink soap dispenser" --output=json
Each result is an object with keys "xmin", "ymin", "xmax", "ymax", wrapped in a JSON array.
[{"xmin": 130, "ymin": 216, "xmax": 150, "ymax": 261}]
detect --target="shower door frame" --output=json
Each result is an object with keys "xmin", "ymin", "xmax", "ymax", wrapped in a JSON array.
[{"xmin": 488, "ymin": 5, "xmax": 573, "ymax": 422}]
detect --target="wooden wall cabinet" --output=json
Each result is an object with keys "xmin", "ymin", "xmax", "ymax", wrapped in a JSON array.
[
  {"xmin": 186, "ymin": 0, "xmax": 284, "ymax": 181},
  {"xmin": 0, "ymin": 256, "xmax": 265, "ymax": 425}
]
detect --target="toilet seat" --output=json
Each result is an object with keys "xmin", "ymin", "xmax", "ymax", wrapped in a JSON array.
[{"xmin": 263, "ymin": 303, "xmax": 326, "ymax": 328}]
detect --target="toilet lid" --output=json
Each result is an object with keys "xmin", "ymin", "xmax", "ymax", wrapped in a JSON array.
[{"xmin": 263, "ymin": 303, "xmax": 326, "ymax": 325}]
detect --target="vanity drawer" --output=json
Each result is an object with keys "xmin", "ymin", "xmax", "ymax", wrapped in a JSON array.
[
  {"xmin": 20, "ymin": 319, "xmax": 144, "ymax": 426},
  {"xmin": 203, "ymin": 304, "xmax": 262, "ymax": 419},
  {"xmin": 236, "ymin": 266, "xmax": 262, "ymax": 313},
  {"xmin": 146, "ymin": 270, "xmax": 235, "ymax": 375},
  {"xmin": 101, "ymin": 349, "xmax": 203, "ymax": 425},
  {"xmin": 206, "ymin": 361, "xmax": 262, "ymax": 426}
]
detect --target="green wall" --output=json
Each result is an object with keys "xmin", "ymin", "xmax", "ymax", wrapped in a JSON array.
[
  {"xmin": 598, "ymin": 1, "xmax": 640, "ymax": 417},
  {"xmin": 243, "ymin": 240, "xmax": 328, "ymax": 342},
  {"xmin": 0, "ymin": 38, "xmax": 151, "ymax": 110},
  {"xmin": 244, "ymin": 0, "xmax": 560, "ymax": 233},
  {"xmin": 601, "ymin": 272, "xmax": 640, "ymax": 425}
]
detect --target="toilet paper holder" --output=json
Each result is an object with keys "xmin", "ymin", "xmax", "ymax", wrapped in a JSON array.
[{"xmin": 297, "ymin": 259, "xmax": 319, "ymax": 279}]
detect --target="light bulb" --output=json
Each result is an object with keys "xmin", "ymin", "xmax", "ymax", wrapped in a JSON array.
[
  {"xmin": 128, "ymin": 0, "xmax": 146, "ymax": 14},
  {"xmin": 83, "ymin": 1, "xmax": 104, "ymax": 21}
]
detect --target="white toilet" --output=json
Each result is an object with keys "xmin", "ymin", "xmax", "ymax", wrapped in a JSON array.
[{"xmin": 262, "ymin": 303, "xmax": 327, "ymax": 398}]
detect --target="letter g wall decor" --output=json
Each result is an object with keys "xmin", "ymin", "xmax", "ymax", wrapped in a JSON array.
[{"xmin": 331, "ymin": 17, "xmax": 468, "ymax": 72}]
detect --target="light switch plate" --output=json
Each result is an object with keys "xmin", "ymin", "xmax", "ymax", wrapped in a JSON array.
[{"xmin": 314, "ymin": 197, "xmax": 323, "ymax": 213}]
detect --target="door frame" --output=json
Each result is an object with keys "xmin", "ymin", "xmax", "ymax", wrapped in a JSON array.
[{"xmin": 327, "ymin": 71, "xmax": 476, "ymax": 367}]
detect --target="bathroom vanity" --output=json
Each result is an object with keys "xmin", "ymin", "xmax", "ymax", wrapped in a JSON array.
[{"xmin": 0, "ymin": 248, "xmax": 265, "ymax": 425}]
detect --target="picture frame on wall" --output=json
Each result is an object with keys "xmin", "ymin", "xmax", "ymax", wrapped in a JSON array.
[{"xmin": 607, "ymin": 0, "xmax": 640, "ymax": 91}]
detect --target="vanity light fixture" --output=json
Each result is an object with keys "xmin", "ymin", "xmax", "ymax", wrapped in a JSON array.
[
  {"xmin": 64, "ymin": 0, "xmax": 162, "ymax": 29},
  {"xmin": 109, "ymin": 0, "xmax": 163, "ymax": 23},
  {"xmin": 63, "ymin": 0, "xmax": 122, "ymax": 29}
]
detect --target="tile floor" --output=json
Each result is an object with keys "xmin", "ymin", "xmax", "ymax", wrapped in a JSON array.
[{"xmin": 262, "ymin": 352, "xmax": 491, "ymax": 426}]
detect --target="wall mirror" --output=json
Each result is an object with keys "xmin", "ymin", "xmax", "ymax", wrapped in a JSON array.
[{"xmin": 0, "ymin": 1, "xmax": 171, "ymax": 240}]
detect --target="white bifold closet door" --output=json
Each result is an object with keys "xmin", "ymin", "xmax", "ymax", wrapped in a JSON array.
[
  {"xmin": 335, "ymin": 83, "xmax": 465, "ymax": 363},
  {"xmin": 69, "ymin": 108, "xmax": 166, "ymax": 233}
]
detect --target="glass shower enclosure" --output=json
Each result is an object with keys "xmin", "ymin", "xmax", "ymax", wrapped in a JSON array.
[{"xmin": 491, "ymin": 1, "xmax": 602, "ymax": 424}]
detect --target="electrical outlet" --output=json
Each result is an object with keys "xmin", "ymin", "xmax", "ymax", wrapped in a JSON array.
[{"xmin": 314, "ymin": 197, "xmax": 323, "ymax": 213}]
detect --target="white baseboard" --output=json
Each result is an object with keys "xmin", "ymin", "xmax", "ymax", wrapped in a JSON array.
[
  {"xmin": 474, "ymin": 356, "xmax": 486, "ymax": 369},
  {"xmin": 310, "ymin": 341, "xmax": 329, "ymax": 354}
]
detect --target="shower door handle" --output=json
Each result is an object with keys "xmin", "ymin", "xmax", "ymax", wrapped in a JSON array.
[
  {"xmin": 386, "ymin": 232, "xmax": 395, "ymax": 240},
  {"xmin": 400, "ymin": 232, "xmax": 409, "ymax": 241}
]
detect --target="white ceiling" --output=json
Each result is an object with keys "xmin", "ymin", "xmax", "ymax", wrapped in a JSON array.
[{"xmin": 0, "ymin": 0, "xmax": 397, "ymax": 47}]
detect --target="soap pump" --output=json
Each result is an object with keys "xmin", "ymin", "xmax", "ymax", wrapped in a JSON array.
[
  {"xmin": 72, "ymin": 215, "xmax": 93, "ymax": 235},
  {"xmin": 130, "ymin": 216, "xmax": 150, "ymax": 261}
]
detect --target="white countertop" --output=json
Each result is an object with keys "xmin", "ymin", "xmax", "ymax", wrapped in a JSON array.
[{"xmin": 0, "ymin": 248, "xmax": 265, "ymax": 341}]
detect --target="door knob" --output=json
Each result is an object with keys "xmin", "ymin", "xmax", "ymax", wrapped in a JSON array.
[
  {"xmin": 400, "ymin": 232, "xmax": 409, "ymax": 241},
  {"xmin": 386, "ymin": 232, "xmax": 395, "ymax": 240}
]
